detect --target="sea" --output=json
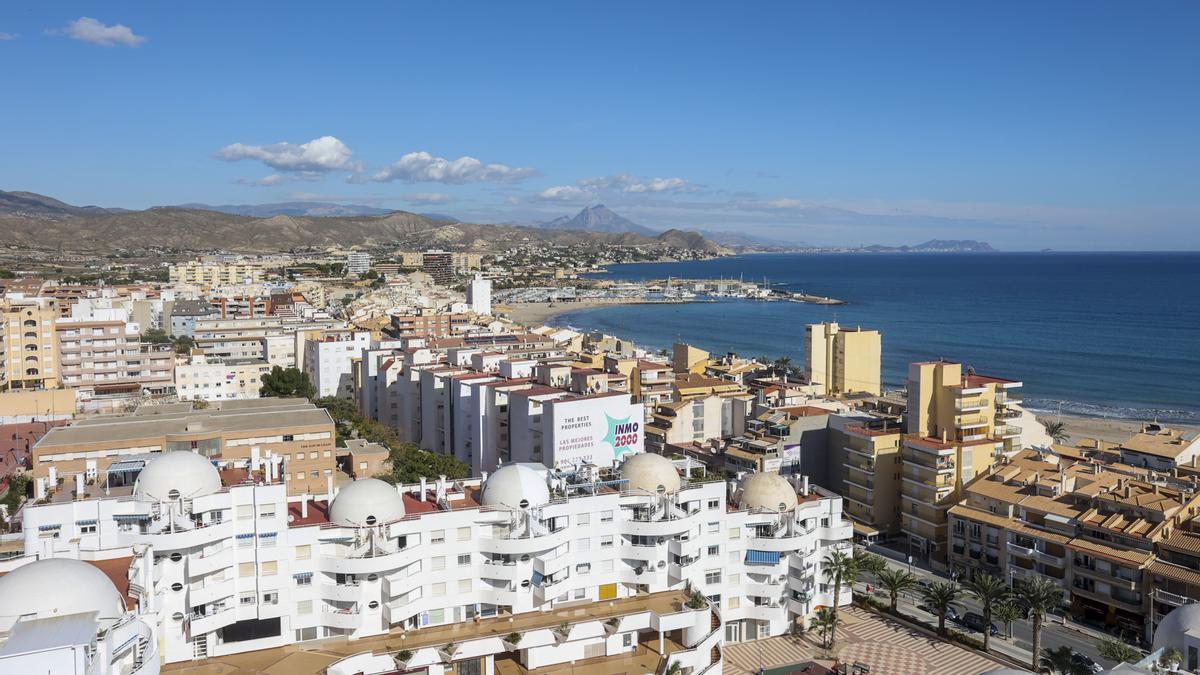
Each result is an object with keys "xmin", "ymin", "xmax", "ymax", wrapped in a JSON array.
[{"xmin": 546, "ymin": 252, "xmax": 1200, "ymax": 423}]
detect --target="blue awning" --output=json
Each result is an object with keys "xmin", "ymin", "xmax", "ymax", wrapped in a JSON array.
[
  {"xmin": 745, "ymin": 550, "xmax": 782, "ymax": 565},
  {"xmin": 113, "ymin": 513, "xmax": 151, "ymax": 521},
  {"xmin": 38, "ymin": 523, "xmax": 62, "ymax": 531},
  {"xmin": 259, "ymin": 532, "xmax": 277, "ymax": 538},
  {"xmin": 76, "ymin": 519, "xmax": 98, "ymax": 526},
  {"xmin": 235, "ymin": 533, "xmax": 255, "ymax": 540},
  {"xmin": 106, "ymin": 460, "xmax": 146, "ymax": 473},
  {"xmin": 531, "ymin": 571, "xmax": 545, "ymax": 586},
  {"xmin": 293, "ymin": 572, "xmax": 313, "ymax": 580}
]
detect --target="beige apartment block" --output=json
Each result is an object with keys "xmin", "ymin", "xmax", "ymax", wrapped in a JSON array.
[
  {"xmin": 1, "ymin": 299, "xmax": 61, "ymax": 391},
  {"xmin": 805, "ymin": 321, "xmax": 881, "ymax": 396},
  {"xmin": 672, "ymin": 342, "xmax": 709, "ymax": 374},
  {"xmin": 168, "ymin": 261, "xmax": 266, "ymax": 286},
  {"xmin": 32, "ymin": 398, "xmax": 336, "ymax": 496},
  {"xmin": 56, "ymin": 319, "xmax": 174, "ymax": 399},
  {"xmin": 835, "ymin": 419, "xmax": 904, "ymax": 540}
]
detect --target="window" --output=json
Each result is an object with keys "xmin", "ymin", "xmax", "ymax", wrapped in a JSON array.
[
  {"xmin": 262, "ymin": 591, "xmax": 279, "ymax": 605},
  {"xmin": 240, "ymin": 592, "xmax": 256, "ymax": 606},
  {"xmin": 705, "ymin": 570, "xmax": 722, "ymax": 584},
  {"xmin": 459, "ymin": 579, "xmax": 472, "ymax": 593},
  {"xmin": 296, "ymin": 575, "xmax": 312, "ymax": 587},
  {"xmin": 431, "ymin": 530, "xmax": 446, "ymax": 545},
  {"xmin": 237, "ymin": 505, "xmax": 254, "ymax": 520},
  {"xmin": 432, "ymin": 582, "xmax": 446, "ymax": 597},
  {"xmin": 239, "ymin": 562, "xmax": 255, "ymax": 577},
  {"xmin": 309, "ymin": 452, "xmax": 319, "ymax": 460},
  {"xmin": 282, "ymin": 434, "xmax": 294, "ymax": 442},
  {"xmin": 707, "ymin": 521, "xmax": 719, "ymax": 533},
  {"xmin": 297, "ymin": 600, "xmax": 313, "ymax": 615},
  {"xmin": 728, "ymin": 528, "xmax": 741, "ymax": 540},
  {"xmin": 623, "ymin": 634, "xmax": 633, "ymax": 647},
  {"xmin": 261, "ymin": 561, "xmax": 277, "ymax": 576},
  {"xmin": 578, "ymin": 513, "xmax": 590, "ymax": 526},
  {"xmin": 576, "ymin": 563, "xmax": 591, "ymax": 574},
  {"xmin": 707, "ymin": 499, "xmax": 720, "ymax": 510},
  {"xmin": 707, "ymin": 545, "xmax": 720, "ymax": 556},
  {"xmin": 431, "ymin": 556, "xmax": 446, "ymax": 571},
  {"xmin": 295, "ymin": 545, "xmax": 311, "ymax": 560},
  {"xmin": 727, "ymin": 596, "xmax": 740, "ymax": 609},
  {"xmin": 79, "ymin": 523, "xmax": 97, "ymax": 535},
  {"xmin": 457, "ymin": 526, "xmax": 472, "ymax": 541},
  {"xmin": 458, "ymin": 554, "xmax": 471, "ymax": 566},
  {"xmin": 600, "ymin": 535, "xmax": 613, "ymax": 548},
  {"xmin": 576, "ymin": 538, "xmax": 590, "ymax": 552},
  {"xmin": 600, "ymin": 510, "xmax": 613, "ymax": 523}
]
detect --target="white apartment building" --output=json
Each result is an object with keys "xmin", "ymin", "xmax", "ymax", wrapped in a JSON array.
[
  {"xmin": 302, "ymin": 330, "xmax": 371, "ymax": 398},
  {"xmin": 467, "ymin": 273, "xmax": 492, "ymax": 316},
  {"xmin": 175, "ymin": 353, "xmax": 270, "ymax": 402},
  {"xmin": 4, "ymin": 450, "xmax": 852, "ymax": 674},
  {"xmin": 346, "ymin": 252, "xmax": 371, "ymax": 276}
]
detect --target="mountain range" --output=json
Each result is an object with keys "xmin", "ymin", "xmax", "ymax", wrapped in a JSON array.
[
  {"xmin": 0, "ymin": 190, "xmax": 722, "ymax": 254},
  {"xmin": 537, "ymin": 204, "xmax": 657, "ymax": 236}
]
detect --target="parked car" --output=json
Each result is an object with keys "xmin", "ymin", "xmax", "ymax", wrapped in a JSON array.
[
  {"xmin": 1078, "ymin": 655, "xmax": 1103, "ymax": 674},
  {"xmin": 917, "ymin": 604, "xmax": 959, "ymax": 622},
  {"xmin": 961, "ymin": 612, "xmax": 999, "ymax": 635}
]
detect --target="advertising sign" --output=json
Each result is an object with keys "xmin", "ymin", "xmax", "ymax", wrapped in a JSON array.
[{"xmin": 548, "ymin": 395, "xmax": 644, "ymax": 467}]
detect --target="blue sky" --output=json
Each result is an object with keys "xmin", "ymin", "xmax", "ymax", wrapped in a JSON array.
[{"xmin": 2, "ymin": 2, "xmax": 1197, "ymax": 250}]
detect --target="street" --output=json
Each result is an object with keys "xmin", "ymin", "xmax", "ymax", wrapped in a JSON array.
[{"xmin": 859, "ymin": 551, "xmax": 1128, "ymax": 672}]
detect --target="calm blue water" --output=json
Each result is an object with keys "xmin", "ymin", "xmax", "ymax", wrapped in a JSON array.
[{"xmin": 550, "ymin": 253, "xmax": 1200, "ymax": 422}]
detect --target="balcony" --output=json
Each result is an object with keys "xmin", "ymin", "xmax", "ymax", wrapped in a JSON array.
[
  {"xmin": 322, "ymin": 605, "xmax": 363, "ymax": 630},
  {"xmin": 1008, "ymin": 542, "xmax": 1035, "ymax": 558},
  {"xmin": 955, "ymin": 398, "xmax": 988, "ymax": 412},
  {"xmin": 955, "ymin": 415, "xmax": 989, "ymax": 429},
  {"xmin": 992, "ymin": 425, "xmax": 1022, "ymax": 439},
  {"xmin": 1154, "ymin": 588, "xmax": 1191, "ymax": 608}
]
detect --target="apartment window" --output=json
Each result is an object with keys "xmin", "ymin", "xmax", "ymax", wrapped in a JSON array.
[
  {"xmin": 79, "ymin": 523, "xmax": 97, "ymax": 535},
  {"xmin": 578, "ymin": 513, "xmax": 590, "ymax": 526},
  {"xmin": 432, "ymin": 582, "xmax": 446, "ymax": 597},
  {"xmin": 296, "ymin": 574, "xmax": 312, "ymax": 587},
  {"xmin": 457, "ymin": 526, "xmax": 471, "ymax": 541},
  {"xmin": 458, "ymin": 554, "xmax": 471, "ymax": 566},
  {"xmin": 431, "ymin": 530, "xmax": 446, "ymax": 545},
  {"xmin": 707, "ymin": 521, "xmax": 719, "ymax": 533},
  {"xmin": 600, "ymin": 560, "xmax": 614, "ymax": 572},
  {"xmin": 576, "ymin": 538, "xmax": 591, "ymax": 552},
  {"xmin": 297, "ymin": 600, "xmax": 313, "ymax": 615},
  {"xmin": 261, "ymin": 561, "xmax": 277, "ymax": 576},
  {"xmin": 295, "ymin": 545, "xmax": 311, "ymax": 560},
  {"xmin": 727, "ymin": 597, "xmax": 741, "ymax": 610},
  {"xmin": 431, "ymin": 557, "xmax": 446, "ymax": 571},
  {"xmin": 237, "ymin": 505, "xmax": 254, "ymax": 520},
  {"xmin": 623, "ymin": 634, "xmax": 633, "ymax": 647},
  {"xmin": 600, "ymin": 510, "xmax": 613, "ymax": 523},
  {"xmin": 310, "ymin": 470, "xmax": 319, "ymax": 479},
  {"xmin": 728, "ymin": 528, "xmax": 741, "ymax": 540},
  {"xmin": 705, "ymin": 570, "xmax": 722, "ymax": 585},
  {"xmin": 309, "ymin": 452, "xmax": 319, "ymax": 460},
  {"xmin": 239, "ymin": 562, "xmax": 255, "ymax": 578},
  {"xmin": 459, "ymin": 579, "xmax": 472, "ymax": 593},
  {"xmin": 240, "ymin": 592, "xmax": 256, "ymax": 606},
  {"xmin": 323, "ymin": 450, "xmax": 332, "ymax": 458},
  {"xmin": 262, "ymin": 591, "xmax": 279, "ymax": 605},
  {"xmin": 600, "ymin": 535, "xmax": 613, "ymax": 548},
  {"xmin": 707, "ymin": 545, "xmax": 720, "ymax": 556},
  {"xmin": 707, "ymin": 499, "xmax": 720, "ymax": 510},
  {"xmin": 727, "ymin": 573, "xmax": 739, "ymax": 585},
  {"xmin": 282, "ymin": 434, "xmax": 294, "ymax": 442}
]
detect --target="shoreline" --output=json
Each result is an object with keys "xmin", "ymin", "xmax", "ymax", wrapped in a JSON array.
[
  {"xmin": 1039, "ymin": 412, "xmax": 1198, "ymax": 445},
  {"xmin": 498, "ymin": 298, "xmax": 702, "ymax": 327}
]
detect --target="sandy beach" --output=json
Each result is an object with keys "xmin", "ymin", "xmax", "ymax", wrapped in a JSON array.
[
  {"xmin": 1041, "ymin": 412, "xmax": 1197, "ymax": 444},
  {"xmin": 497, "ymin": 299, "xmax": 698, "ymax": 328}
]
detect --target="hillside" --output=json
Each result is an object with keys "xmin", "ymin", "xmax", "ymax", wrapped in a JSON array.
[
  {"xmin": 0, "ymin": 190, "xmax": 722, "ymax": 254},
  {"xmin": 173, "ymin": 201, "xmax": 394, "ymax": 217},
  {"xmin": 537, "ymin": 205, "xmax": 657, "ymax": 236}
]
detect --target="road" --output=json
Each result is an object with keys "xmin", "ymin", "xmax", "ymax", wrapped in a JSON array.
[{"xmin": 859, "ymin": 553, "xmax": 1128, "ymax": 672}]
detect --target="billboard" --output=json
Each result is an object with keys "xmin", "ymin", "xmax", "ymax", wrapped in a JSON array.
[{"xmin": 546, "ymin": 394, "xmax": 644, "ymax": 467}]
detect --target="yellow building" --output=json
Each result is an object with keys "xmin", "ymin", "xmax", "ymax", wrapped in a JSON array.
[
  {"xmin": 834, "ymin": 419, "xmax": 904, "ymax": 540},
  {"xmin": 672, "ymin": 343, "xmax": 709, "ymax": 375},
  {"xmin": 169, "ymin": 261, "xmax": 266, "ymax": 286},
  {"xmin": 804, "ymin": 322, "xmax": 881, "ymax": 396},
  {"xmin": 1, "ymin": 299, "xmax": 61, "ymax": 391},
  {"xmin": 902, "ymin": 360, "xmax": 1024, "ymax": 565}
]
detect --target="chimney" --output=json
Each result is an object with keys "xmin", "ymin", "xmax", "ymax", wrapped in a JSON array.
[
  {"xmin": 327, "ymin": 475, "xmax": 335, "ymax": 499},
  {"xmin": 801, "ymin": 476, "xmax": 810, "ymax": 496},
  {"xmin": 301, "ymin": 494, "xmax": 309, "ymax": 518},
  {"xmin": 74, "ymin": 472, "xmax": 84, "ymax": 497},
  {"xmin": 420, "ymin": 477, "xmax": 428, "ymax": 498},
  {"xmin": 436, "ymin": 475, "xmax": 447, "ymax": 502}
]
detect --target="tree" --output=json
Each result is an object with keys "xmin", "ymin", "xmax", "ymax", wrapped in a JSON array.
[
  {"xmin": 920, "ymin": 581, "xmax": 959, "ymax": 636},
  {"xmin": 1042, "ymin": 420, "xmax": 1069, "ymax": 444},
  {"xmin": 993, "ymin": 598, "xmax": 1024, "ymax": 640},
  {"xmin": 876, "ymin": 568, "xmax": 919, "ymax": 613},
  {"xmin": 810, "ymin": 606, "xmax": 840, "ymax": 650},
  {"xmin": 1096, "ymin": 637, "xmax": 1141, "ymax": 664},
  {"xmin": 314, "ymin": 396, "xmax": 359, "ymax": 425},
  {"xmin": 1039, "ymin": 645, "xmax": 1092, "ymax": 675},
  {"xmin": 0, "ymin": 268, "xmax": 15, "ymax": 279},
  {"xmin": 141, "ymin": 327, "xmax": 171, "ymax": 344},
  {"xmin": 821, "ymin": 550, "xmax": 858, "ymax": 624},
  {"xmin": 854, "ymin": 550, "xmax": 888, "ymax": 585},
  {"xmin": 1016, "ymin": 576, "xmax": 1063, "ymax": 673},
  {"xmin": 376, "ymin": 443, "xmax": 469, "ymax": 485},
  {"xmin": 259, "ymin": 366, "xmax": 315, "ymax": 399},
  {"xmin": 963, "ymin": 573, "xmax": 1009, "ymax": 652},
  {"xmin": 172, "ymin": 335, "xmax": 195, "ymax": 354}
]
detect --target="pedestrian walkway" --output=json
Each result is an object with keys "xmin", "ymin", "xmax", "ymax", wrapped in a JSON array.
[{"xmin": 723, "ymin": 607, "xmax": 1006, "ymax": 675}]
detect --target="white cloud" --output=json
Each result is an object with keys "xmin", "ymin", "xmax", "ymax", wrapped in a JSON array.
[
  {"xmin": 0, "ymin": 32, "xmax": 17, "ymax": 41},
  {"xmin": 251, "ymin": 174, "xmax": 284, "ymax": 187},
  {"xmin": 402, "ymin": 192, "xmax": 451, "ymax": 204},
  {"xmin": 579, "ymin": 173, "xmax": 697, "ymax": 194},
  {"xmin": 536, "ymin": 185, "xmax": 596, "ymax": 202},
  {"xmin": 60, "ymin": 17, "xmax": 146, "ymax": 47},
  {"xmin": 373, "ymin": 151, "xmax": 535, "ymax": 184},
  {"xmin": 217, "ymin": 136, "xmax": 360, "ymax": 177}
]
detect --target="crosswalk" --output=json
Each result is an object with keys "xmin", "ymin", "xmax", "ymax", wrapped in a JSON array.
[{"xmin": 723, "ymin": 607, "xmax": 1005, "ymax": 675}]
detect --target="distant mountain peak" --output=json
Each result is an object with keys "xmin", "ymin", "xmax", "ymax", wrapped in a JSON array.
[{"xmin": 538, "ymin": 204, "xmax": 656, "ymax": 235}]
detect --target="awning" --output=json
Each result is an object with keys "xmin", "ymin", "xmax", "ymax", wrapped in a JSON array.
[
  {"xmin": 75, "ymin": 519, "xmax": 98, "ymax": 526},
  {"xmin": 745, "ymin": 550, "xmax": 782, "ymax": 565},
  {"xmin": 259, "ymin": 532, "xmax": 277, "ymax": 538},
  {"xmin": 113, "ymin": 513, "xmax": 150, "ymax": 521},
  {"xmin": 107, "ymin": 460, "xmax": 146, "ymax": 473},
  {"xmin": 38, "ymin": 523, "xmax": 62, "ymax": 531},
  {"xmin": 235, "ymin": 533, "xmax": 255, "ymax": 540},
  {"xmin": 293, "ymin": 572, "xmax": 313, "ymax": 581}
]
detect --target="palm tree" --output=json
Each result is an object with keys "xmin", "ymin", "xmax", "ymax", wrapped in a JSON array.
[
  {"xmin": 1016, "ymin": 576, "xmax": 1063, "ymax": 673},
  {"xmin": 993, "ymin": 598, "xmax": 1025, "ymax": 640},
  {"xmin": 1039, "ymin": 645, "xmax": 1092, "ymax": 675},
  {"xmin": 821, "ymin": 549, "xmax": 858, "ymax": 622},
  {"xmin": 810, "ymin": 606, "xmax": 840, "ymax": 650},
  {"xmin": 920, "ymin": 581, "xmax": 959, "ymax": 636},
  {"xmin": 876, "ymin": 568, "xmax": 919, "ymax": 613},
  {"xmin": 773, "ymin": 356, "xmax": 793, "ymax": 378},
  {"xmin": 963, "ymin": 573, "xmax": 1009, "ymax": 652},
  {"xmin": 854, "ymin": 550, "xmax": 888, "ymax": 585},
  {"xmin": 1042, "ymin": 419, "xmax": 1069, "ymax": 444}
]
